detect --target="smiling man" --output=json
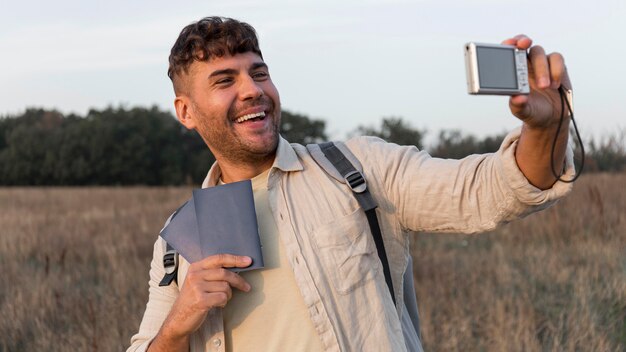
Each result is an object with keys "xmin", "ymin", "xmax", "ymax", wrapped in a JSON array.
[
  {"xmin": 170, "ymin": 32, "xmax": 281, "ymax": 181},
  {"xmin": 128, "ymin": 17, "xmax": 575, "ymax": 352}
]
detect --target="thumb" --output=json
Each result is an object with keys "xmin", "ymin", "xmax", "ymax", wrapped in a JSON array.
[{"xmin": 509, "ymin": 95, "xmax": 532, "ymax": 121}]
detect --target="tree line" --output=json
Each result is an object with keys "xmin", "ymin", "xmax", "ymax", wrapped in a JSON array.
[{"xmin": 0, "ymin": 106, "xmax": 623, "ymax": 185}]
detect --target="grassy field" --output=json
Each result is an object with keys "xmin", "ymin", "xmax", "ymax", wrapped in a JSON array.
[{"xmin": 0, "ymin": 174, "xmax": 624, "ymax": 351}]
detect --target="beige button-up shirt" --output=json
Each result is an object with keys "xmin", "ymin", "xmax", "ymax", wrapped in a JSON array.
[{"xmin": 128, "ymin": 129, "xmax": 574, "ymax": 352}]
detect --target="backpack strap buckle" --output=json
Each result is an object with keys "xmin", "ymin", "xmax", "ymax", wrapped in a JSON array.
[
  {"xmin": 344, "ymin": 170, "xmax": 367, "ymax": 193},
  {"xmin": 159, "ymin": 248, "xmax": 179, "ymax": 287}
]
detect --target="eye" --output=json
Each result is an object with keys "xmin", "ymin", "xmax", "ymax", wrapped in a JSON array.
[
  {"xmin": 252, "ymin": 71, "xmax": 269, "ymax": 81},
  {"xmin": 215, "ymin": 77, "xmax": 234, "ymax": 85}
]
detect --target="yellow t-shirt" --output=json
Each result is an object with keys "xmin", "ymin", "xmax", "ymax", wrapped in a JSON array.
[{"xmin": 222, "ymin": 170, "xmax": 324, "ymax": 351}]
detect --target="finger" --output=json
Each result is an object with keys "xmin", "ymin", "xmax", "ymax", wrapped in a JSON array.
[
  {"xmin": 199, "ymin": 281, "xmax": 233, "ymax": 300},
  {"xmin": 198, "ymin": 253, "xmax": 252, "ymax": 269},
  {"xmin": 560, "ymin": 65, "xmax": 573, "ymax": 91},
  {"xmin": 509, "ymin": 95, "xmax": 531, "ymax": 121},
  {"xmin": 529, "ymin": 45, "xmax": 550, "ymax": 89},
  {"xmin": 552, "ymin": 60, "xmax": 572, "ymax": 91},
  {"xmin": 178, "ymin": 279, "xmax": 230, "ymax": 308},
  {"xmin": 186, "ymin": 265, "xmax": 252, "ymax": 292},
  {"xmin": 502, "ymin": 34, "xmax": 532, "ymax": 50},
  {"xmin": 202, "ymin": 268, "xmax": 251, "ymax": 292},
  {"xmin": 202, "ymin": 292, "xmax": 229, "ymax": 308},
  {"xmin": 547, "ymin": 52, "xmax": 565, "ymax": 89}
]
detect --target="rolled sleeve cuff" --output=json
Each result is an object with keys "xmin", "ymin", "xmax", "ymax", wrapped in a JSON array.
[
  {"xmin": 127, "ymin": 337, "xmax": 154, "ymax": 352},
  {"xmin": 497, "ymin": 127, "xmax": 575, "ymax": 206}
]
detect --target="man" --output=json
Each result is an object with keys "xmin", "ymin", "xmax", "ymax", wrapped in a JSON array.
[{"xmin": 128, "ymin": 17, "xmax": 574, "ymax": 352}]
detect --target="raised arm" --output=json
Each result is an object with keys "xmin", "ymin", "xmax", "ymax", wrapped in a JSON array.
[{"xmin": 504, "ymin": 35, "xmax": 574, "ymax": 189}]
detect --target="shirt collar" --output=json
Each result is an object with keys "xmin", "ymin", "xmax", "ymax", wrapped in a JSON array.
[{"xmin": 202, "ymin": 136, "xmax": 303, "ymax": 188}]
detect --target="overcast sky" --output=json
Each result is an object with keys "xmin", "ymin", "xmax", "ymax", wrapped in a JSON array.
[{"xmin": 1, "ymin": 0, "xmax": 624, "ymax": 142}]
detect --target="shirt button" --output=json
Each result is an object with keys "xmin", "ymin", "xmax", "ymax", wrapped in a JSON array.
[{"xmin": 213, "ymin": 338, "xmax": 222, "ymax": 348}]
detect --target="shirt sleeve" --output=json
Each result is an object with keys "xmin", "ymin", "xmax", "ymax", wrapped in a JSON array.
[
  {"xmin": 127, "ymin": 238, "xmax": 180, "ymax": 352},
  {"xmin": 346, "ymin": 127, "xmax": 575, "ymax": 234}
]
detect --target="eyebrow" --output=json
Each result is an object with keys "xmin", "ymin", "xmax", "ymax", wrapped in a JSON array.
[
  {"xmin": 208, "ymin": 68, "xmax": 237, "ymax": 79},
  {"xmin": 250, "ymin": 62, "xmax": 268, "ymax": 71},
  {"xmin": 208, "ymin": 62, "xmax": 269, "ymax": 79}
]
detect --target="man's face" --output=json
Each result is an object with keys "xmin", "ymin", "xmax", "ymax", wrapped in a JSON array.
[{"xmin": 176, "ymin": 52, "xmax": 281, "ymax": 165}]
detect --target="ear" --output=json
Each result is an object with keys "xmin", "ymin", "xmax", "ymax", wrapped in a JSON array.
[{"xmin": 174, "ymin": 96, "xmax": 196, "ymax": 130}]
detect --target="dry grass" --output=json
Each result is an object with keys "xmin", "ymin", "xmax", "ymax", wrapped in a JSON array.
[
  {"xmin": 413, "ymin": 173, "xmax": 626, "ymax": 351},
  {"xmin": 0, "ymin": 187, "xmax": 190, "ymax": 351},
  {"xmin": 0, "ymin": 174, "xmax": 624, "ymax": 351}
]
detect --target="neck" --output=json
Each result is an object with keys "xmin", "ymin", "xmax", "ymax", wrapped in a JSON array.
[{"xmin": 217, "ymin": 154, "xmax": 275, "ymax": 183}]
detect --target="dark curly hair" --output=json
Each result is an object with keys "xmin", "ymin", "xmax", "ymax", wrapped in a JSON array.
[{"xmin": 168, "ymin": 17, "xmax": 262, "ymax": 87}]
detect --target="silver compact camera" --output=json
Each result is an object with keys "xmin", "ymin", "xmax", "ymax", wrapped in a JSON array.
[{"xmin": 465, "ymin": 42, "xmax": 530, "ymax": 95}]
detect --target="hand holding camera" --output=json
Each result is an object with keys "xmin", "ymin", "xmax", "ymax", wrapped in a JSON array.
[
  {"xmin": 466, "ymin": 34, "xmax": 573, "ymax": 130},
  {"xmin": 466, "ymin": 34, "xmax": 581, "ymax": 186},
  {"xmin": 504, "ymin": 35, "xmax": 572, "ymax": 130}
]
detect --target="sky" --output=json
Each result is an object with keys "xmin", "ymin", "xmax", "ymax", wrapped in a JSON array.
[{"xmin": 1, "ymin": 0, "xmax": 624, "ymax": 143}]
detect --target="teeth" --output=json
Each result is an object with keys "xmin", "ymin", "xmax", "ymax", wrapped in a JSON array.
[{"xmin": 236, "ymin": 111, "xmax": 265, "ymax": 123}]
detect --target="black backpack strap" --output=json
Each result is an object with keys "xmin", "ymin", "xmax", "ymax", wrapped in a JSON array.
[
  {"xmin": 159, "ymin": 241, "xmax": 179, "ymax": 286},
  {"xmin": 158, "ymin": 209, "xmax": 181, "ymax": 287},
  {"xmin": 317, "ymin": 142, "xmax": 396, "ymax": 305}
]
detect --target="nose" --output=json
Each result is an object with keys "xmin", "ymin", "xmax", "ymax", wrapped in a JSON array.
[{"xmin": 238, "ymin": 75, "xmax": 264, "ymax": 101}]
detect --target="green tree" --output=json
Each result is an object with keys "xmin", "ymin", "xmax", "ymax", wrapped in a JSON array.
[
  {"xmin": 0, "ymin": 106, "xmax": 190, "ymax": 185},
  {"xmin": 0, "ymin": 106, "xmax": 331, "ymax": 185},
  {"xmin": 82, "ymin": 105, "xmax": 188, "ymax": 185},
  {"xmin": 180, "ymin": 128, "xmax": 215, "ymax": 185},
  {"xmin": 0, "ymin": 109, "xmax": 66, "ymax": 185},
  {"xmin": 353, "ymin": 117, "xmax": 425, "ymax": 149},
  {"xmin": 280, "ymin": 110, "xmax": 327, "ymax": 144},
  {"xmin": 586, "ymin": 130, "xmax": 626, "ymax": 172},
  {"xmin": 430, "ymin": 130, "xmax": 506, "ymax": 159}
]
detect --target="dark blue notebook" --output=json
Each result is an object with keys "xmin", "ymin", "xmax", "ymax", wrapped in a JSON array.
[{"xmin": 159, "ymin": 180, "xmax": 264, "ymax": 272}]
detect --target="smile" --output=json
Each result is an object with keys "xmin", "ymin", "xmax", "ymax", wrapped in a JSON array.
[{"xmin": 235, "ymin": 111, "xmax": 266, "ymax": 123}]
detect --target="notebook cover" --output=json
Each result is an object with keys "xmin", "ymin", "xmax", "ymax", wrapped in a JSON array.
[
  {"xmin": 160, "ymin": 180, "xmax": 263, "ymax": 272},
  {"xmin": 192, "ymin": 180, "xmax": 264, "ymax": 272}
]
